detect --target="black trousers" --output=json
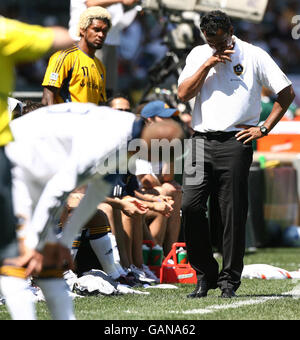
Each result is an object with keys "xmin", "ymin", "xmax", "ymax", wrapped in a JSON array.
[
  {"xmin": 181, "ymin": 132, "xmax": 253, "ymax": 291},
  {"xmin": 0, "ymin": 147, "xmax": 18, "ymax": 264}
]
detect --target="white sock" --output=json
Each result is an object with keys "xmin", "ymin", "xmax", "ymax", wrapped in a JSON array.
[
  {"xmin": 36, "ymin": 279, "xmax": 76, "ymax": 320},
  {"xmin": 107, "ymin": 233, "xmax": 127, "ymax": 276},
  {"xmin": 89, "ymin": 234, "xmax": 120, "ymax": 279},
  {"xmin": 71, "ymin": 248, "xmax": 78, "ymax": 259},
  {"xmin": 0, "ymin": 276, "xmax": 36, "ymax": 320}
]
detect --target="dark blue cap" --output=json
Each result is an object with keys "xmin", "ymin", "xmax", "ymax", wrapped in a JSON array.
[{"xmin": 141, "ymin": 100, "xmax": 179, "ymax": 118}]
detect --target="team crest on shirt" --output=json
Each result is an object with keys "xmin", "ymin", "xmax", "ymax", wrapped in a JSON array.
[
  {"xmin": 50, "ymin": 72, "xmax": 59, "ymax": 81},
  {"xmin": 233, "ymin": 64, "xmax": 244, "ymax": 76}
]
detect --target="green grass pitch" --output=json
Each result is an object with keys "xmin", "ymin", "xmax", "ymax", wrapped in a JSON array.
[{"xmin": 1, "ymin": 248, "xmax": 300, "ymax": 321}]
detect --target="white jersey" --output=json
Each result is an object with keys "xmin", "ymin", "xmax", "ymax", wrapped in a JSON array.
[
  {"xmin": 6, "ymin": 103, "xmax": 137, "ymax": 250},
  {"xmin": 178, "ymin": 36, "xmax": 292, "ymax": 132},
  {"xmin": 68, "ymin": 0, "xmax": 86, "ymax": 41},
  {"xmin": 104, "ymin": 4, "xmax": 138, "ymax": 46}
]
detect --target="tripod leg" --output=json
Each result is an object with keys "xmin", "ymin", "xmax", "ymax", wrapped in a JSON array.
[{"xmin": 138, "ymin": 83, "xmax": 155, "ymax": 105}]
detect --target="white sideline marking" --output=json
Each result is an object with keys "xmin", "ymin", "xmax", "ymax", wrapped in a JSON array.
[
  {"xmin": 171, "ymin": 297, "xmax": 280, "ymax": 315},
  {"xmin": 170, "ymin": 286, "xmax": 300, "ymax": 315}
]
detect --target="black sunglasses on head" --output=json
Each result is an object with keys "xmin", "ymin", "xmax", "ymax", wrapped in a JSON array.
[{"xmin": 115, "ymin": 108, "xmax": 130, "ymax": 111}]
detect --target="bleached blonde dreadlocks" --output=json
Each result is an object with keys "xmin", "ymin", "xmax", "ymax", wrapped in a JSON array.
[{"xmin": 77, "ymin": 6, "xmax": 111, "ymax": 37}]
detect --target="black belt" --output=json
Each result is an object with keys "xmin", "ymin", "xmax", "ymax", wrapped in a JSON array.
[{"xmin": 194, "ymin": 131, "xmax": 238, "ymax": 137}]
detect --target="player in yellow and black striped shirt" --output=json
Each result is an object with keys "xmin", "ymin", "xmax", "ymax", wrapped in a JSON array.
[{"xmin": 42, "ymin": 6, "xmax": 111, "ymax": 106}]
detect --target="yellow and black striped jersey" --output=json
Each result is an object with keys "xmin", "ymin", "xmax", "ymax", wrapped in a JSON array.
[{"xmin": 42, "ymin": 45, "xmax": 107, "ymax": 104}]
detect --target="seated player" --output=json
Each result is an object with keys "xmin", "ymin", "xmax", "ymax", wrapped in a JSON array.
[{"xmin": 0, "ymin": 102, "xmax": 183, "ymax": 320}]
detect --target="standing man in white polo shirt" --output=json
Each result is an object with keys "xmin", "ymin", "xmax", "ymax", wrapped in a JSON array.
[{"xmin": 178, "ymin": 10, "xmax": 295, "ymax": 299}]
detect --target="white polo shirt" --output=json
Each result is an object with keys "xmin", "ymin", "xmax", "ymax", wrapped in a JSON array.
[{"xmin": 178, "ymin": 36, "xmax": 292, "ymax": 132}]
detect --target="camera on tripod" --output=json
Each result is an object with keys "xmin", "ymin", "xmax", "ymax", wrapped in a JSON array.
[{"xmin": 140, "ymin": 0, "xmax": 269, "ymax": 23}]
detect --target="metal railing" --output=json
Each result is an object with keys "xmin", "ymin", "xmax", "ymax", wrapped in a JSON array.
[{"xmin": 11, "ymin": 92, "xmax": 43, "ymax": 100}]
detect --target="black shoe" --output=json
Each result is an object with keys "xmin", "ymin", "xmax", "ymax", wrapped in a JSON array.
[
  {"xmin": 220, "ymin": 288, "xmax": 236, "ymax": 298},
  {"xmin": 116, "ymin": 274, "xmax": 143, "ymax": 288},
  {"xmin": 187, "ymin": 280, "xmax": 210, "ymax": 298}
]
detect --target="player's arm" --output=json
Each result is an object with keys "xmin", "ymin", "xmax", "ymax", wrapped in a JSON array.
[
  {"xmin": 21, "ymin": 173, "xmax": 109, "ymax": 276},
  {"xmin": 178, "ymin": 49, "xmax": 235, "ymax": 102},
  {"xmin": 258, "ymin": 85, "xmax": 295, "ymax": 131},
  {"xmin": 1, "ymin": 18, "xmax": 73, "ymax": 63},
  {"xmin": 178, "ymin": 63, "xmax": 212, "ymax": 102},
  {"xmin": 42, "ymin": 50, "xmax": 73, "ymax": 105},
  {"xmin": 235, "ymin": 85, "xmax": 295, "ymax": 144},
  {"xmin": 137, "ymin": 174, "xmax": 161, "ymax": 190},
  {"xmin": 51, "ymin": 26, "xmax": 74, "ymax": 51},
  {"xmin": 42, "ymin": 86, "xmax": 59, "ymax": 106},
  {"xmin": 104, "ymin": 196, "xmax": 148, "ymax": 216},
  {"xmin": 59, "ymin": 177, "xmax": 112, "ymax": 248}
]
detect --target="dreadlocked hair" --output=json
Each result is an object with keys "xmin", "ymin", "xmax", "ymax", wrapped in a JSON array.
[{"xmin": 77, "ymin": 6, "xmax": 111, "ymax": 37}]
